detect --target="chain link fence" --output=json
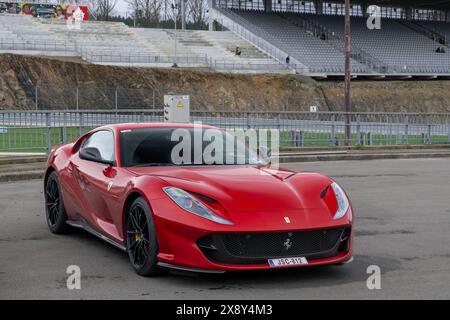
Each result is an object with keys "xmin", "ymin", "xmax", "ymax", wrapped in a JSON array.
[
  {"xmin": 11, "ymin": 83, "xmax": 322, "ymax": 112},
  {"xmin": 0, "ymin": 110, "xmax": 449, "ymax": 152},
  {"xmin": 18, "ymin": 84, "xmax": 163, "ymax": 110}
]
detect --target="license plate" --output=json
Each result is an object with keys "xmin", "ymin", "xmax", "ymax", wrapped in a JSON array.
[{"xmin": 268, "ymin": 257, "xmax": 308, "ymax": 267}]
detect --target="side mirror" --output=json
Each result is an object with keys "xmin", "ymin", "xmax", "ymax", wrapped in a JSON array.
[
  {"xmin": 79, "ymin": 147, "xmax": 114, "ymax": 166},
  {"xmin": 257, "ymin": 146, "xmax": 272, "ymax": 163}
]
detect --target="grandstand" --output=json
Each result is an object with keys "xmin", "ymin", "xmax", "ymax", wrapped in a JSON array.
[
  {"xmin": 0, "ymin": 0, "xmax": 450, "ymax": 77},
  {"xmin": 0, "ymin": 13, "xmax": 76, "ymax": 56},
  {"xmin": 0, "ymin": 11, "xmax": 286, "ymax": 72},
  {"xmin": 210, "ymin": 0, "xmax": 450, "ymax": 77}
]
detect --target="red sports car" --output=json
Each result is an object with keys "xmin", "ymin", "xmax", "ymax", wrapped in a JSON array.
[{"xmin": 44, "ymin": 123, "xmax": 353, "ymax": 276}]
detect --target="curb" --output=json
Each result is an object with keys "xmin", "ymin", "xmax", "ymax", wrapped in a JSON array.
[
  {"xmin": 279, "ymin": 152, "xmax": 450, "ymax": 163},
  {"xmin": 0, "ymin": 157, "xmax": 47, "ymax": 166},
  {"xmin": 280, "ymin": 144, "xmax": 450, "ymax": 152},
  {"xmin": 1, "ymin": 152, "xmax": 449, "ymax": 182},
  {"xmin": 0, "ymin": 170, "xmax": 44, "ymax": 182}
]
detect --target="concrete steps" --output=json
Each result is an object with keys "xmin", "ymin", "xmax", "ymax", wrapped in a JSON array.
[
  {"xmin": 278, "ymin": 145, "xmax": 450, "ymax": 162},
  {"xmin": 0, "ymin": 155, "xmax": 46, "ymax": 182}
]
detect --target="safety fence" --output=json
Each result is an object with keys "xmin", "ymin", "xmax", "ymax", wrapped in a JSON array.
[{"xmin": 0, "ymin": 110, "xmax": 449, "ymax": 152}]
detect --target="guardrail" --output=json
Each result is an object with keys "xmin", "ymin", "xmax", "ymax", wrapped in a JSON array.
[{"xmin": 0, "ymin": 110, "xmax": 449, "ymax": 152}]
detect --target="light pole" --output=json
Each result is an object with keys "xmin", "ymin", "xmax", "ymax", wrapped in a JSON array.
[
  {"xmin": 133, "ymin": 0, "xmax": 137, "ymax": 28},
  {"xmin": 172, "ymin": 1, "xmax": 179, "ymax": 67},
  {"xmin": 344, "ymin": 0, "xmax": 352, "ymax": 146}
]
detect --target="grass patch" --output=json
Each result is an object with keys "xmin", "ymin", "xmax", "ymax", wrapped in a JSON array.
[{"xmin": 0, "ymin": 127, "xmax": 448, "ymax": 152}]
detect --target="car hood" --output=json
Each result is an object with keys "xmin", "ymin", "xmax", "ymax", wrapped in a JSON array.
[{"xmin": 127, "ymin": 165, "xmax": 333, "ymax": 212}]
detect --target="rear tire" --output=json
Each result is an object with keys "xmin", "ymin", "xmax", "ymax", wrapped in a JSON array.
[
  {"xmin": 45, "ymin": 171, "xmax": 71, "ymax": 234},
  {"xmin": 126, "ymin": 197, "xmax": 164, "ymax": 277}
]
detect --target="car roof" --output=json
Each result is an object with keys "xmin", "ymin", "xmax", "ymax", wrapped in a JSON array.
[{"xmin": 99, "ymin": 123, "xmax": 219, "ymax": 131}]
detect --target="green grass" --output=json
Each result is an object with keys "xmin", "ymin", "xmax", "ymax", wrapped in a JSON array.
[
  {"xmin": 0, "ymin": 127, "xmax": 448, "ymax": 152},
  {"xmin": 0, "ymin": 127, "xmax": 90, "ymax": 152},
  {"xmin": 277, "ymin": 131, "xmax": 449, "ymax": 147}
]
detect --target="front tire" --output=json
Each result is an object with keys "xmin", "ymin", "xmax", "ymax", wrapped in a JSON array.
[
  {"xmin": 45, "ymin": 171, "xmax": 71, "ymax": 234},
  {"xmin": 126, "ymin": 197, "xmax": 163, "ymax": 276}
]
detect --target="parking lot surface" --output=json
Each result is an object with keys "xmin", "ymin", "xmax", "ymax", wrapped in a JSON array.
[{"xmin": 0, "ymin": 158, "xmax": 449, "ymax": 299}]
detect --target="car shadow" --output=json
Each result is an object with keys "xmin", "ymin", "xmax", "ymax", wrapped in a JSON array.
[
  {"xmin": 163, "ymin": 255, "xmax": 383, "ymax": 290},
  {"xmin": 65, "ymin": 229, "xmax": 402, "ymax": 290}
]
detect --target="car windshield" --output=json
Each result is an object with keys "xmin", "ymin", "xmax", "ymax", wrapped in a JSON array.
[{"xmin": 119, "ymin": 128, "xmax": 264, "ymax": 167}]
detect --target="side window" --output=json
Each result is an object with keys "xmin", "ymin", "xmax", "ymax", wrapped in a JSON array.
[{"xmin": 80, "ymin": 130, "xmax": 115, "ymax": 162}]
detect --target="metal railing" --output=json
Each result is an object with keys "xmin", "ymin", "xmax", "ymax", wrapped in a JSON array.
[
  {"xmin": 83, "ymin": 51, "xmax": 210, "ymax": 65},
  {"xmin": 0, "ymin": 110, "xmax": 449, "ymax": 152},
  {"xmin": 210, "ymin": 60, "xmax": 291, "ymax": 72},
  {"xmin": 0, "ymin": 39, "xmax": 76, "ymax": 52}
]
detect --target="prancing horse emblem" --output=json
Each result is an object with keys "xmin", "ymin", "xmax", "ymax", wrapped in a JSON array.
[{"xmin": 283, "ymin": 238, "xmax": 292, "ymax": 250}]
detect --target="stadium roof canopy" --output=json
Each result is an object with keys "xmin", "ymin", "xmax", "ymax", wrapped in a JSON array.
[{"xmin": 342, "ymin": 1, "xmax": 450, "ymax": 10}]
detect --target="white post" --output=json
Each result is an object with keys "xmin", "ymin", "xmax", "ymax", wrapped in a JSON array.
[
  {"xmin": 35, "ymin": 85, "xmax": 38, "ymax": 111},
  {"xmin": 115, "ymin": 87, "xmax": 118, "ymax": 110},
  {"xmin": 76, "ymin": 86, "xmax": 79, "ymax": 110},
  {"xmin": 173, "ymin": 2, "xmax": 178, "ymax": 67}
]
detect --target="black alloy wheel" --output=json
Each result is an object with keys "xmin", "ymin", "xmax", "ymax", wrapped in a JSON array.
[
  {"xmin": 45, "ymin": 171, "xmax": 70, "ymax": 234},
  {"xmin": 126, "ymin": 197, "xmax": 163, "ymax": 276}
]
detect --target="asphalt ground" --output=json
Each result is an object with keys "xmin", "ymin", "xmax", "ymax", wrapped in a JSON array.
[{"xmin": 0, "ymin": 158, "xmax": 449, "ymax": 299}]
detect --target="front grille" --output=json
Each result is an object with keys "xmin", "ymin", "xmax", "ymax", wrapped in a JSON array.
[{"xmin": 197, "ymin": 227, "xmax": 349, "ymax": 265}]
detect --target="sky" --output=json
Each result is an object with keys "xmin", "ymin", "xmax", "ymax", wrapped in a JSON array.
[{"xmin": 115, "ymin": 0, "xmax": 130, "ymax": 16}]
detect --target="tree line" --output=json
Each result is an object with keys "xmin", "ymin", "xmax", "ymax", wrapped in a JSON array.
[{"xmin": 88, "ymin": 0, "xmax": 209, "ymax": 29}]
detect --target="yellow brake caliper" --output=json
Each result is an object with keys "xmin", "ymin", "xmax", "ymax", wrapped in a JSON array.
[{"xmin": 135, "ymin": 233, "xmax": 142, "ymax": 241}]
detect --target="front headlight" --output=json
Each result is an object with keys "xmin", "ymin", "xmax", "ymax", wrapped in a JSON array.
[
  {"xmin": 330, "ymin": 182, "xmax": 349, "ymax": 220},
  {"xmin": 163, "ymin": 187, "xmax": 233, "ymax": 225}
]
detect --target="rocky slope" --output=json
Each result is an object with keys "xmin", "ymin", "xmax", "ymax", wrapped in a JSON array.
[{"xmin": 1, "ymin": 54, "xmax": 449, "ymax": 112}]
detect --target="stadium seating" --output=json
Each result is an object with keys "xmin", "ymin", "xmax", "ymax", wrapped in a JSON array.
[
  {"xmin": 2, "ymin": 9, "xmax": 450, "ymax": 76},
  {"xmin": 39, "ymin": 19, "xmax": 161, "ymax": 64},
  {"xmin": 0, "ymin": 13, "xmax": 75, "ymax": 56},
  {"xmin": 297, "ymin": 13, "xmax": 450, "ymax": 73},
  {"xmin": 227, "ymin": 9, "xmax": 450, "ymax": 74},
  {"xmin": 133, "ymin": 28, "xmax": 285, "ymax": 71},
  {"xmin": 230, "ymin": 10, "xmax": 370, "ymax": 74},
  {"xmin": 416, "ymin": 20, "xmax": 450, "ymax": 43},
  {"xmin": 0, "ymin": 13, "xmax": 284, "ymax": 72}
]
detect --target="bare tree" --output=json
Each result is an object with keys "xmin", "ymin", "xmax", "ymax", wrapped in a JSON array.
[
  {"xmin": 122, "ymin": 0, "xmax": 208, "ymax": 28},
  {"xmin": 187, "ymin": 0, "xmax": 207, "ymax": 27},
  {"xmin": 167, "ymin": 0, "xmax": 181, "ymax": 23},
  {"xmin": 138, "ymin": 0, "xmax": 161, "ymax": 24},
  {"xmin": 88, "ymin": 0, "xmax": 118, "ymax": 21},
  {"xmin": 161, "ymin": 0, "xmax": 170, "ymax": 21},
  {"xmin": 125, "ymin": 0, "xmax": 161, "ymax": 26}
]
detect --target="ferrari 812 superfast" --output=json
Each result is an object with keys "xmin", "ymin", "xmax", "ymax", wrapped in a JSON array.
[{"xmin": 44, "ymin": 123, "xmax": 353, "ymax": 276}]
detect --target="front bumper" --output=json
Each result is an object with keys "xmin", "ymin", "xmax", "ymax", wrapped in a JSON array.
[{"xmin": 151, "ymin": 198, "xmax": 354, "ymax": 272}]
